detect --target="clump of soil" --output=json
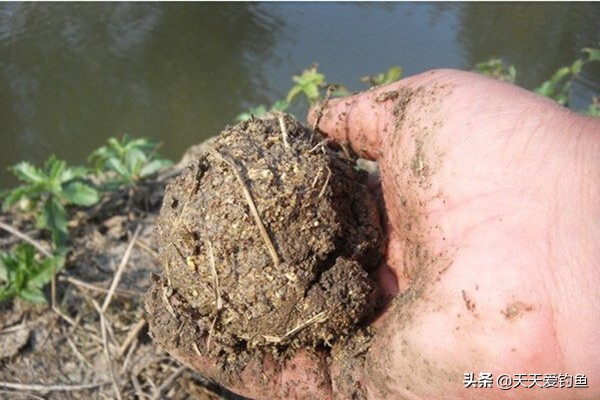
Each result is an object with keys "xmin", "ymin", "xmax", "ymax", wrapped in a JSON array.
[{"xmin": 146, "ymin": 113, "xmax": 382, "ymax": 364}]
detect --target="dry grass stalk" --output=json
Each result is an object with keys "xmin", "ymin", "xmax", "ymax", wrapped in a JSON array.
[
  {"xmin": 66, "ymin": 336, "xmax": 93, "ymax": 369},
  {"xmin": 161, "ymin": 285, "xmax": 177, "ymax": 319},
  {"xmin": 318, "ymin": 166, "xmax": 332, "ymax": 198},
  {"xmin": 90, "ymin": 298, "xmax": 122, "ymax": 400},
  {"xmin": 118, "ymin": 318, "xmax": 147, "ymax": 357},
  {"xmin": 311, "ymin": 168, "xmax": 323, "ymax": 189},
  {"xmin": 0, "ymin": 221, "xmax": 52, "ymax": 257},
  {"xmin": 207, "ymin": 146, "xmax": 281, "ymax": 267},
  {"xmin": 134, "ymin": 238, "xmax": 159, "ymax": 259},
  {"xmin": 263, "ymin": 310, "xmax": 329, "ymax": 344},
  {"xmin": 150, "ymin": 365, "xmax": 187, "ymax": 400},
  {"xmin": 0, "ymin": 380, "xmax": 109, "ymax": 392},
  {"xmin": 101, "ymin": 224, "xmax": 142, "ymax": 313},
  {"xmin": 60, "ymin": 275, "xmax": 141, "ymax": 298},
  {"xmin": 277, "ymin": 114, "xmax": 290, "ymax": 149},
  {"xmin": 120, "ymin": 338, "xmax": 139, "ymax": 374},
  {"xmin": 0, "ymin": 390, "xmax": 44, "ymax": 399}
]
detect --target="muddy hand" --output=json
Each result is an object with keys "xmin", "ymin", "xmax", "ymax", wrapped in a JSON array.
[{"xmin": 307, "ymin": 69, "xmax": 600, "ymax": 399}]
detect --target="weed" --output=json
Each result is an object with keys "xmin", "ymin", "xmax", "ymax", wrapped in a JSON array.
[
  {"xmin": 2, "ymin": 156, "xmax": 99, "ymax": 246},
  {"xmin": 534, "ymin": 45, "xmax": 600, "ymax": 106},
  {"xmin": 361, "ymin": 65, "xmax": 404, "ymax": 86},
  {"xmin": 473, "ymin": 58, "xmax": 516, "ymax": 83},
  {"xmin": 286, "ymin": 65, "xmax": 327, "ymax": 105},
  {"xmin": 235, "ymin": 100, "xmax": 289, "ymax": 122},
  {"xmin": 0, "ymin": 243, "xmax": 65, "ymax": 304},
  {"xmin": 89, "ymin": 134, "xmax": 172, "ymax": 187}
]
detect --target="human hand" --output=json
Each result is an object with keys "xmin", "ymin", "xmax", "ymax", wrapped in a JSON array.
[
  {"xmin": 304, "ymin": 69, "xmax": 600, "ymax": 399},
  {"xmin": 148, "ymin": 69, "xmax": 600, "ymax": 399}
]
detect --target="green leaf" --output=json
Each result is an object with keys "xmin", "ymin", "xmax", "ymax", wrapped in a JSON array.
[
  {"xmin": 286, "ymin": 86, "xmax": 303, "ymax": 103},
  {"xmin": 550, "ymin": 66, "xmax": 571, "ymax": 84},
  {"xmin": 108, "ymin": 137, "xmax": 126, "ymax": 157},
  {"xmin": 19, "ymin": 288, "xmax": 47, "ymax": 304},
  {"xmin": 140, "ymin": 158, "xmax": 172, "ymax": 178},
  {"xmin": 236, "ymin": 105, "xmax": 267, "ymax": 122},
  {"xmin": 570, "ymin": 59, "xmax": 584, "ymax": 75},
  {"xmin": 585, "ymin": 97, "xmax": 600, "ymax": 118},
  {"xmin": 11, "ymin": 162, "xmax": 46, "ymax": 184},
  {"xmin": 368, "ymin": 66, "xmax": 403, "ymax": 86},
  {"xmin": 107, "ymin": 158, "xmax": 130, "ymax": 179},
  {"xmin": 0, "ymin": 287, "xmax": 16, "ymax": 302},
  {"xmin": 535, "ymin": 81, "xmax": 554, "ymax": 97},
  {"xmin": 473, "ymin": 58, "xmax": 516, "ymax": 83},
  {"xmin": 583, "ymin": 47, "xmax": 600, "ymax": 62},
  {"xmin": 39, "ymin": 198, "xmax": 68, "ymax": 245},
  {"xmin": 271, "ymin": 100, "xmax": 289, "ymax": 112},
  {"xmin": 287, "ymin": 66, "xmax": 326, "ymax": 104},
  {"xmin": 46, "ymin": 156, "xmax": 66, "ymax": 183},
  {"xmin": 2, "ymin": 186, "xmax": 34, "ymax": 210},
  {"xmin": 29, "ymin": 256, "xmax": 63, "ymax": 288},
  {"xmin": 0, "ymin": 244, "xmax": 63, "ymax": 304},
  {"xmin": 60, "ymin": 166, "xmax": 90, "ymax": 183},
  {"xmin": 62, "ymin": 181, "xmax": 100, "ymax": 206}
]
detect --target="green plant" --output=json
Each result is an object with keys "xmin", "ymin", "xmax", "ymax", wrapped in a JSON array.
[
  {"xmin": 361, "ymin": 66, "xmax": 404, "ymax": 86},
  {"xmin": 586, "ymin": 96, "xmax": 600, "ymax": 117},
  {"xmin": 474, "ymin": 58, "xmax": 516, "ymax": 83},
  {"xmin": 235, "ymin": 100, "xmax": 289, "ymax": 122},
  {"xmin": 0, "ymin": 244, "xmax": 65, "ymax": 304},
  {"xmin": 89, "ymin": 134, "xmax": 172, "ymax": 187},
  {"xmin": 2, "ymin": 156, "xmax": 100, "ymax": 246},
  {"xmin": 534, "ymin": 45, "xmax": 600, "ymax": 106},
  {"xmin": 286, "ymin": 65, "xmax": 327, "ymax": 105}
]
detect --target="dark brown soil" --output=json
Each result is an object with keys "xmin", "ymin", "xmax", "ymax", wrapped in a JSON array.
[{"xmin": 146, "ymin": 114, "xmax": 383, "ymax": 374}]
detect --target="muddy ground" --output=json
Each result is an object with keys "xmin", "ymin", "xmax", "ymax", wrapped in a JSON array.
[{"xmin": 0, "ymin": 144, "xmax": 245, "ymax": 400}]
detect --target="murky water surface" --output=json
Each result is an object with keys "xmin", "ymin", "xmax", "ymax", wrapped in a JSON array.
[{"xmin": 1, "ymin": 3, "xmax": 599, "ymax": 186}]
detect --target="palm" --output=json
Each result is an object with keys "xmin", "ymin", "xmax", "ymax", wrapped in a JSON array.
[{"xmin": 320, "ymin": 70, "xmax": 599, "ymax": 400}]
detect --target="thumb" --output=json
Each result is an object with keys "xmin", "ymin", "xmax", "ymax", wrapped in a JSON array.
[{"xmin": 307, "ymin": 76, "xmax": 427, "ymax": 161}]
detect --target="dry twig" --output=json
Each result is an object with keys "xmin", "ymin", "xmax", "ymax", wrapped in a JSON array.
[
  {"xmin": 101, "ymin": 224, "xmax": 142, "ymax": 313},
  {"xmin": 0, "ymin": 381, "xmax": 109, "ymax": 392},
  {"xmin": 0, "ymin": 222, "xmax": 52, "ymax": 257},
  {"xmin": 60, "ymin": 275, "xmax": 141, "ymax": 298},
  {"xmin": 90, "ymin": 299, "xmax": 123, "ymax": 400},
  {"xmin": 150, "ymin": 366, "xmax": 187, "ymax": 400},
  {"xmin": 318, "ymin": 166, "xmax": 332, "ymax": 198},
  {"xmin": 118, "ymin": 318, "xmax": 147, "ymax": 357}
]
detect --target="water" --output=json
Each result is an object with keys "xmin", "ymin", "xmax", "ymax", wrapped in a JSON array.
[{"xmin": 1, "ymin": 2, "xmax": 599, "ymax": 188}]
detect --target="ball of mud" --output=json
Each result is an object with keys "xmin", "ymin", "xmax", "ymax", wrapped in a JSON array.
[{"xmin": 149, "ymin": 113, "xmax": 382, "ymax": 351}]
